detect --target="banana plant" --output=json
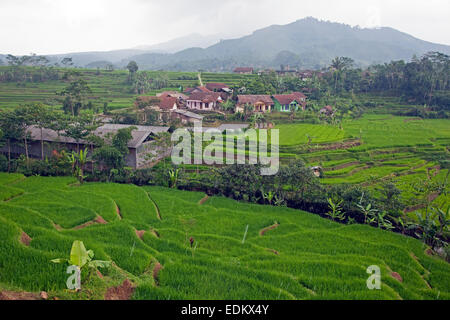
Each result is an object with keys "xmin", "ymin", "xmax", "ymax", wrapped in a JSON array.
[
  {"xmin": 262, "ymin": 190, "xmax": 275, "ymax": 205},
  {"xmin": 76, "ymin": 148, "xmax": 89, "ymax": 184},
  {"xmin": 68, "ymin": 152, "xmax": 77, "ymax": 175},
  {"xmin": 68, "ymin": 148, "xmax": 89, "ymax": 184},
  {"xmin": 274, "ymin": 194, "xmax": 286, "ymax": 207},
  {"xmin": 376, "ymin": 211, "xmax": 394, "ymax": 230},
  {"xmin": 168, "ymin": 168, "xmax": 180, "ymax": 189},
  {"xmin": 326, "ymin": 198, "xmax": 345, "ymax": 221},
  {"xmin": 357, "ymin": 202, "xmax": 378, "ymax": 225},
  {"xmin": 431, "ymin": 206, "xmax": 450, "ymax": 236},
  {"xmin": 413, "ymin": 210, "xmax": 441, "ymax": 247},
  {"xmin": 51, "ymin": 240, "xmax": 111, "ymax": 290}
]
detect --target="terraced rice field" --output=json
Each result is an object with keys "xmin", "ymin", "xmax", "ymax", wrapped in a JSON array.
[
  {"xmin": 277, "ymin": 124, "xmax": 348, "ymax": 146},
  {"xmin": 0, "ymin": 68, "xmax": 137, "ymax": 110},
  {"xmin": 0, "ymin": 67, "xmax": 255, "ymax": 110},
  {"xmin": 0, "ymin": 173, "xmax": 449, "ymax": 300},
  {"xmin": 283, "ymin": 115, "xmax": 450, "ymax": 210},
  {"xmin": 345, "ymin": 114, "xmax": 450, "ymax": 150},
  {"xmin": 180, "ymin": 114, "xmax": 449, "ymax": 214}
]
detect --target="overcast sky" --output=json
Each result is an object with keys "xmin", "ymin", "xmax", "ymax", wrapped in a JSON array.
[{"xmin": 0, "ymin": 0, "xmax": 449, "ymax": 55}]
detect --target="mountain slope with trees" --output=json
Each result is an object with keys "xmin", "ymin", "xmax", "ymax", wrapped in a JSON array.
[
  {"xmin": 3, "ymin": 18, "xmax": 449, "ymax": 72},
  {"xmin": 125, "ymin": 17, "xmax": 450, "ymax": 71}
]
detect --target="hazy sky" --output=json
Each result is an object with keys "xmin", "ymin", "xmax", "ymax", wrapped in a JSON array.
[{"xmin": 0, "ymin": 0, "xmax": 449, "ymax": 55}]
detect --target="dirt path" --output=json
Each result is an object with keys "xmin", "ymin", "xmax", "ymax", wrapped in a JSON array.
[
  {"xmin": 105, "ymin": 279, "xmax": 135, "ymax": 300},
  {"xmin": 73, "ymin": 215, "xmax": 108, "ymax": 230},
  {"xmin": 153, "ymin": 262, "xmax": 163, "ymax": 286},
  {"xmin": 259, "ymin": 223, "xmax": 280, "ymax": 236},
  {"xmin": 0, "ymin": 291, "xmax": 41, "ymax": 300},
  {"xmin": 53, "ymin": 223, "xmax": 63, "ymax": 231},
  {"xmin": 198, "ymin": 195, "xmax": 209, "ymax": 205},
  {"xmin": 135, "ymin": 229, "xmax": 146, "ymax": 240},
  {"xmin": 20, "ymin": 231, "xmax": 32, "ymax": 246}
]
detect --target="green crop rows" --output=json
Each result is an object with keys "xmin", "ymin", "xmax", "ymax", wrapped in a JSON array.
[
  {"xmin": 0, "ymin": 67, "xmax": 256, "ymax": 111},
  {"xmin": 0, "ymin": 174, "xmax": 449, "ymax": 300}
]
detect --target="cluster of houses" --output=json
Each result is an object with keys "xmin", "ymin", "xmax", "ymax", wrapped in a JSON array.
[
  {"xmin": 1, "ymin": 67, "xmax": 336, "ymax": 171},
  {"xmin": 1, "ymin": 79, "xmax": 334, "ymax": 171},
  {"xmin": 140, "ymin": 82, "xmax": 309, "ymax": 125}
]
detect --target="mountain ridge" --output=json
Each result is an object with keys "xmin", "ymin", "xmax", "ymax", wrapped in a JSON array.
[{"xmin": 2, "ymin": 17, "xmax": 449, "ymax": 71}]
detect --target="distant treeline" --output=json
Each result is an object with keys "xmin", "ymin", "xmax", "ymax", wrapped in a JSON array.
[{"xmin": 234, "ymin": 52, "xmax": 450, "ymax": 114}]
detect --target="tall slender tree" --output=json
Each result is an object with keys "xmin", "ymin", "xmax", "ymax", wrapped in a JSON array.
[{"xmin": 127, "ymin": 61, "xmax": 139, "ymax": 83}]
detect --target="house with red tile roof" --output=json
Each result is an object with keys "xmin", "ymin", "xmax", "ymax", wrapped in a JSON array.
[
  {"xmin": 186, "ymin": 92, "xmax": 223, "ymax": 111},
  {"xmin": 205, "ymin": 83, "xmax": 229, "ymax": 92},
  {"xmin": 292, "ymin": 92, "xmax": 307, "ymax": 104},
  {"xmin": 319, "ymin": 105, "xmax": 335, "ymax": 116},
  {"xmin": 236, "ymin": 95, "xmax": 274, "ymax": 113},
  {"xmin": 184, "ymin": 86, "xmax": 212, "ymax": 95},
  {"xmin": 158, "ymin": 96, "xmax": 178, "ymax": 111},
  {"xmin": 157, "ymin": 91, "xmax": 188, "ymax": 100}
]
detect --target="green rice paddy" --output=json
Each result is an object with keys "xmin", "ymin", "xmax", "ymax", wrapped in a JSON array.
[
  {"xmin": 0, "ymin": 173, "xmax": 449, "ymax": 300},
  {"xmin": 0, "ymin": 67, "xmax": 255, "ymax": 110},
  {"xmin": 1, "ymin": 68, "xmax": 449, "ymax": 300}
]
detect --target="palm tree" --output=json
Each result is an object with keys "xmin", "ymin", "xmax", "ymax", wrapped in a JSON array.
[
  {"xmin": 252, "ymin": 113, "xmax": 266, "ymax": 128},
  {"xmin": 330, "ymin": 57, "xmax": 354, "ymax": 99}
]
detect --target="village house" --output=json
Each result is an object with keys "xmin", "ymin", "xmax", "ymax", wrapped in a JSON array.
[
  {"xmin": 135, "ymin": 95, "xmax": 179, "ymax": 123},
  {"xmin": 156, "ymin": 96, "xmax": 178, "ymax": 111},
  {"xmin": 319, "ymin": 105, "xmax": 335, "ymax": 116},
  {"xmin": 236, "ymin": 95, "xmax": 274, "ymax": 113},
  {"xmin": 157, "ymin": 91, "xmax": 178, "ymax": 98},
  {"xmin": 154, "ymin": 96, "xmax": 179, "ymax": 122},
  {"xmin": 157, "ymin": 91, "xmax": 188, "ymax": 104},
  {"xmin": 184, "ymin": 86, "xmax": 212, "ymax": 95},
  {"xmin": 186, "ymin": 92, "xmax": 223, "ymax": 111},
  {"xmin": 291, "ymin": 92, "xmax": 307, "ymax": 108},
  {"xmin": 272, "ymin": 93, "xmax": 306, "ymax": 112},
  {"xmin": 233, "ymin": 67, "xmax": 253, "ymax": 74},
  {"xmin": 0, "ymin": 124, "xmax": 171, "ymax": 169},
  {"xmin": 204, "ymin": 83, "xmax": 233, "ymax": 101},
  {"xmin": 205, "ymin": 83, "xmax": 229, "ymax": 92},
  {"xmin": 171, "ymin": 109, "xmax": 204, "ymax": 125}
]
